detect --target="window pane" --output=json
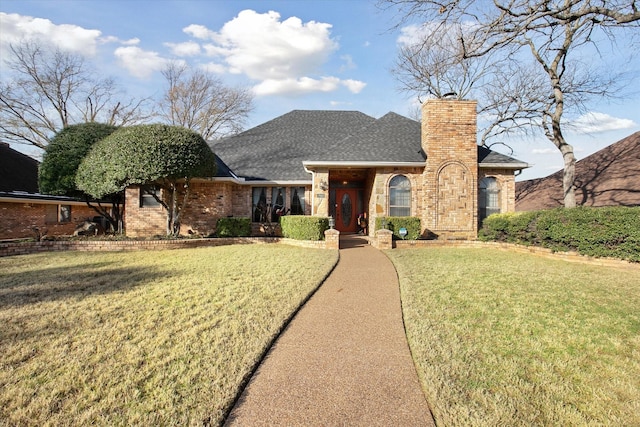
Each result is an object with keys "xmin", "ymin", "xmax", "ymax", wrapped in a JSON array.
[
  {"xmin": 252, "ymin": 187, "xmax": 267, "ymax": 222},
  {"xmin": 389, "ymin": 175, "xmax": 411, "ymax": 217},
  {"xmin": 141, "ymin": 186, "xmax": 161, "ymax": 208},
  {"xmin": 59, "ymin": 205, "xmax": 71, "ymax": 223},
  {"xmin": 272, "ymin": 187, "xmax": 286, "ymax": 221},
  {"xmin": 291, "ymin": 187, "xmax": 305, "ymax": 215}
]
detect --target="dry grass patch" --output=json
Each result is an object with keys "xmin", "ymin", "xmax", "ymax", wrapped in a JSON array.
[
  {"xmin": 386, "ymin": 248, "xmax": 640, "ymax": 426},
  {"xmin": 0, "ymin": 245, "xmax": 338, "ymax": 426}
]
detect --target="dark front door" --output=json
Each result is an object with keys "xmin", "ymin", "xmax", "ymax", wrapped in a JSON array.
[{"xmin": 334, "ymin": 188, "xmax": 357, "ymax": 232}]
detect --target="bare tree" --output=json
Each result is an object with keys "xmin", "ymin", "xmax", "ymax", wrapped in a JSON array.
[
  {"xmin": 0, "ymin": 41, "xmax": 153, "ymax": 150},
  {"xmin": 395, "ymin": 22, "xmax": 499, "ymax": 100},
  {"xmin": 159, "ymin": 62, "xmax": 254, "ymax": 140},
  {"xmin": 385, "ymin": 0, "xmax": 640, "ymax": 207}
]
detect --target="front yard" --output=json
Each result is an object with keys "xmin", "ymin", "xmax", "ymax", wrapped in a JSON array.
[
  {"xmin": 0, "ymin": 245, "xmax": 338, "ymax": 426},
  {"xmin": 2, "ymin": 244, "xmax": 638, "ymax": 426},
  {"xmin": 387, "ymin": 247, "xmax": 640, "ymax": 426}
]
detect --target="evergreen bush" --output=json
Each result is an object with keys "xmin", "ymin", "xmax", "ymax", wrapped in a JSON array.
[
  {"xmin": 479, "ymin": 207, "xmax": 640, "ymax": 262},
  {"xmin": 215, "ymin": 217, "xmax": 251, "ymax": 237},
  {"xmin": 374, "ymin": 216, "xmax": 422, "ymax": 240},
  {"xmin": 280, "ymin": 216, "xmax": 329, "ymax": 240}
]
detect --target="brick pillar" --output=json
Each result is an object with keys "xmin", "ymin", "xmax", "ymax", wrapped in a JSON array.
[
  {"xmin": 324, "ymin": 228, "xmax": 340, "ymax": 250},
  {"xmin": 422, "ymin": 99, "xmax": 478, "ymax": 239},
  {"xmin": 374, "ymin": 229, "xmax": 393, "ymax": 250}
]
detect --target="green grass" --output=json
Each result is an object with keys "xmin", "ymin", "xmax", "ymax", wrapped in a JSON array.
[
  {"xmin": 386, "ymin": 248, "xmax": 640, "ymax": 426},
  {"xmin": 0, "ymin": 245, "xmax": 338, "ymax": 426}
]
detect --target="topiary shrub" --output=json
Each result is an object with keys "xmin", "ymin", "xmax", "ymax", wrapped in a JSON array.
[
  {"xmin": 280, "ymin": 216, "xmax": 329, "ymax": 240},
  {"xmin": 374, "ymin": 216, "xmax": 421, "ymax": 240},
  {"xmin": 215, "ymin": 217, "xmax": 251, "ymax": 237}
]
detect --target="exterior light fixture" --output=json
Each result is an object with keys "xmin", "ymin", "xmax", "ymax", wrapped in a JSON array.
[{"xmin": 328, "ymin": 216, "xmax": 335, "ymax": 229}]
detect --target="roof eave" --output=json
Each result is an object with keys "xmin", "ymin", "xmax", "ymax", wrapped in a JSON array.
[
  {"xmin": 479, "ymin": 162, "xmax": 530, "ymax": 170},
  {"xmin": 302, "ymin": 161, "xmax": 426, "ymax": 168}
]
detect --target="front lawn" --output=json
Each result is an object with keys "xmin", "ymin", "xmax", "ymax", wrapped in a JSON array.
[
  {"xmin": 0, "ymin": 245, "xmax": 338, "ymax": 426},
  {"xmin": 387, "ymin": 248, "xmax": 640, "ymax": 426}
]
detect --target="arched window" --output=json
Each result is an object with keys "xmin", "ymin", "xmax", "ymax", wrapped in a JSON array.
[
  {"xmin": 479, "ymin": 177, "xmax": 500, "ymax": 222},
  {"xmin": 389, "ymin": 175, "xmax": 411, "ymax": 216}
]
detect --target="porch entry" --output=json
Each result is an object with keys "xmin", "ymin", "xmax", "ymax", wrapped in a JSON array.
[{"xmin": 330, "ymin": 183, "xmax": 365, "ymax": 233}]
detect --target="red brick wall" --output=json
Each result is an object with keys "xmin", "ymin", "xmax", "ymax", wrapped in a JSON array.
[
  {"xmin": 0, "ymin": 201, "xmax": 102, "ymax": 239},
  {"xmin": 124, "ymin": 187, "xmax": 166, "ymax": 237}
]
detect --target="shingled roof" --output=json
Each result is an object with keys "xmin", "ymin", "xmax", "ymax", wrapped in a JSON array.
[
  {"xmin": 0, "ymin": 143, "xmax": 39, "ymax": 193},
  {"xmin": 210, "ymin": 110, "xmax": 527, "ymax": 181},
  {"xmin": 516, "ymin": 131, "xmax": 640, "ymax": 210}
]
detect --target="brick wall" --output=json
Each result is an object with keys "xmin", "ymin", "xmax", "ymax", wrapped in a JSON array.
[
  {"xmin": 422, "ymin": 99, "xmax": 478, "ymax": 239},
  {"xmin": 125, "ymin": 182, "xmax": 313, "ymax": 238},
  {"xmin": 479, "ymin": 168, "xmax": 517, "ymax": 214},
  {"xmin": 0, "ymin": 201, "xmax": 103, "ymax": 239},
  {"xmin": 124, "ymin": 187, "xmax": 167, "ymax": 237}
]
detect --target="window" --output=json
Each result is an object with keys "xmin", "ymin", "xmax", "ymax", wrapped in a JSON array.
[
  {"xmin": 252, "ymin": 187, "xmax": 267, "ymax": 222},
  {"xmin": 45, "ymin": 204, "xmax": 71, "ymax": 224},
  {"xmin": 389, "ymin": 175, "xmax": 411, "ymax": 216},
  {"xmin": 290, "ymin": 187, "xmax": 305, "ymax": 215},
  {"xmin": 59, "ymin": 205, "xmax": 71, "ymax": 223},
  {"xmin": 140, "ymin": 186, "xmax": 161, "ymax": 208},
  {"xmin": 271, "ymin": 187, "xmax": 286, "ymax": 221},
  {"xmin": 479, "ymin": 177, "xmax": 500, "ymax": 222}
]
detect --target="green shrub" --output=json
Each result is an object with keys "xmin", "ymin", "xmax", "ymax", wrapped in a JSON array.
[
  {"xmin": 215, "ymin": 217, "xmax": 251, "ymax": 237},
  {"xmin": 374, "ymin": 216, "xmax": 421, "ymax": 240},
  {"xmin": 280, "ymin": 216, "xmax": 329, "ymax": 240},
  {"xmin": 479, "ymin": 207, "xmax": 640, "ymax": 262}
]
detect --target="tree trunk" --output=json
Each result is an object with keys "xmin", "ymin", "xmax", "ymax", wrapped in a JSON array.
[{"xmin": 560, "ymin": 143, "xmax": 577, "ymax": 208}]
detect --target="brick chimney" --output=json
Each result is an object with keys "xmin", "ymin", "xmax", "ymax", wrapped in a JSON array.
[{"xmin": 421, "ymin": 99, "xmax": 478, "ymax": 239}]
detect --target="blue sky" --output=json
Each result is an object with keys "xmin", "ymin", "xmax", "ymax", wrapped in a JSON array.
[{"xmin": 1, "ymin": 0, "xmax": 639, "ymax": 181}]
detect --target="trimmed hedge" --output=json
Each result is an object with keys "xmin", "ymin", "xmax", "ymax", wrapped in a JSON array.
[
  {"xmin": 280, "ymin": 216, "xmax": 329, "ymax": 241},
  {"xmin": 374, "ymin": 216, "xmax": 422, "ymax": 240},
  {"xmin": 479, "ymin": 207, "xmax": 640, "ymax": 262},
  {"xmin": 215, "ymin": 217, "xmax": 251, "ymax": 237}
]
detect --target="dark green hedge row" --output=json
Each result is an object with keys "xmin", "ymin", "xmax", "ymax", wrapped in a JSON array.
[
  {"xmin": 374, "ymin": 216, "xmax": 422, "ymax": 240},
  {"xmin": 280, "ymin": 216, "xmax": 330, "ymax": 240},
  {"xmin": 215, "ymin": 217, "xmax": 251, "ymax": 237},
  {"xmin": 478, "ymin": 207, "xmax": 640, "ymax": 262}
]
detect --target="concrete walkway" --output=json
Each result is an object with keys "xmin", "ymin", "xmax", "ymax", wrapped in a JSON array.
[{"xmin": 224, "ymin": 235, "xmax": 435, "ymax": 426}]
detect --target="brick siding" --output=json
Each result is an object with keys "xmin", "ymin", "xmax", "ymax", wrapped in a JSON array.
[{"xmin": 0, "ymin": 201, "xmax": 104, "ymax": 239}]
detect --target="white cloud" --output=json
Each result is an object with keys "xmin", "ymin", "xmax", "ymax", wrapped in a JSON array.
[
  {"xmin": 183, "ymin": 24, "xmax": 216, "ymax": 40},
  {"xmin": 570, "ymin": 112, "xmax": 636, "ymax": 134},
  {"xmin": 253, "ymin": 76, "xmax": 341, "ymax": 96},
  {"xmin": 0, "ymin": 12, "xmax": 102, "ymax": 57},
  {"xmin": 199, "ymin": 62, "xmax": 226, "ymax": 74},
  {"xmin": 113, "ymin": 46, "xmax": 172, "ymax": 78},
  {"xmin": 164, "ymin": 41, "xmax": 201, "ymax": 56},
  {"xmin": 342, "ymin": 79, "xmax": 366, "ymax": 93},
  {"xmin": 180, "ymin": 9, "xmax": 360, "ymax": 96},
  {"xmin": 200, "ymin": 10, "xmax": 338, "ymax": 80}
]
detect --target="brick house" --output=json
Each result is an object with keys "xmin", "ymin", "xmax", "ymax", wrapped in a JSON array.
[
  {"xmin": 0, "ymin": 142, "xmax": 113, "ymax": 239},
  {"xmin": 125, "ymin": 99, "xmax": 528, "ymax": 239}
]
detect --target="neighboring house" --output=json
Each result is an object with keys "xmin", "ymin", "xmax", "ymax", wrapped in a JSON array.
[
  {"xmin": 516, "ymin": 132, "xmax": 640, "ymax": 211},
  {"xmin": 125, "ymin": 100, "xmax": 528, "ymax": 239},
  {"xmin": 0, "ymin": 143, "xmax": 108, "ymax": 239}
]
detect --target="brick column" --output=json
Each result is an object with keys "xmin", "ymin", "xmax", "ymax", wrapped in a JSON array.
[
  {"xmin": 374, "ymin": 229, "xmax": 393, "ymax": 250},
  {"xmin": 324, "ymin": 228, "xmax": 340, "ymax": 250},
  {"xmin": 422, "ymin": 99, "xmax": 478, "ymax": 239}
]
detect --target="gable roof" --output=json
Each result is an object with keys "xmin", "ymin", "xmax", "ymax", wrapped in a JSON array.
[
  {"xmin": 210, "ymin": 110, "xmax": 527, "ymax": 182},
  {"xmin": 0, "ymin": 143, "xmax": 39, "ymax": 193},
  {"xmin": 516, "ymin": 131, "xmax": 640, "ymax": 210}
]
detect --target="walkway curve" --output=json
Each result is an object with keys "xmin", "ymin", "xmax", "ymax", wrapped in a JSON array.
[{"xmin": 224, "ymin": 235, "xmax": 435, "ymax": 426}]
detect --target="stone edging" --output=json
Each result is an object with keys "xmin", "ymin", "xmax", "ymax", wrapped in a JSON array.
[
  {"xmin": 0, "ymin": 237, "xmax": 332, "ymax": 258},
  {"xmin": 392, "ymin": 239, "xmax": 637, "ymax": 269}
]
